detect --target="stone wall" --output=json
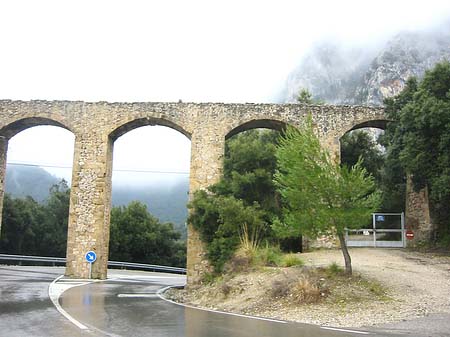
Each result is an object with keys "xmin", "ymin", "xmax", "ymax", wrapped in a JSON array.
[
  {"xmin": 0, "ymin": 99, "xmax": 410, "ymax": 283},
  {"xmin": 405, "ymin": 176, "xmax": 434, "ymax": 246}
]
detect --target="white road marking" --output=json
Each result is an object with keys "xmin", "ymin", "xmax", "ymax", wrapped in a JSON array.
[
  {"xmin": 48, "ymin": 275, "xmax": 92, "ymax": 330},
  {"xmin": 157, "ymin": 285, "xmax": 288, "ymax": 324},
  {"xmin": 108, "ymin": 275, "xmax": 183, "ymax": 280},
  {"xmin": 321, "ymin": 326, "xmax": 371, "ymax": 335},
  {"xmin": 117, "ymin": 293, "xmax": 158, "ymax": 298}
]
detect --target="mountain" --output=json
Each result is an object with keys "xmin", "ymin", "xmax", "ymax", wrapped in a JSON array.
[
  {"xmin": 284, "ymin": 24, "xmax": 450, "ymax": 105},
  {"xmin": 5, "ymin": 164, "xmax": 60, "ymax": 202},
  {"xmin": 4, "ymin": 165, "xmax": 189, "ymax": 237},
  {"xmin": 112, "ymin": 179, "xmax": 189, "ymax": 238}
]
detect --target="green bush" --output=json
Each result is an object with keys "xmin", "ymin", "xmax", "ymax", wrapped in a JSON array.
[
  {"xmin": 281, "ymin": 253, "xmax": 304, "ymax": 267},
  {"xmin": 188, "ymin": 190, "xmax": 266, "ymax": 273},
  {"xmin": 254, "ymin": 245, "xmax": 283, "ymax": 266},
  {"xmin": 326, "ymin": 262, "xmax": 344, "ymax": 276}
]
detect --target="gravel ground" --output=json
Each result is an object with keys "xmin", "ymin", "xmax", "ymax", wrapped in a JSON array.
[
  {"xmin": 292, "ymin": 248, "xmax": 450, "ymax": 327},
  {"xmin": 167, "ymin": 248, "xmax": 450, "ymax": 328}
]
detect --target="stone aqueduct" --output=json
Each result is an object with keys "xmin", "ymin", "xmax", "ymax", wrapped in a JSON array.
[{"xmin": 0, "ymin": 100, "xmax": 425, "ymax": 283}]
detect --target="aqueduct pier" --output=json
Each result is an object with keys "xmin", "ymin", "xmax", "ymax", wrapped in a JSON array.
[{"xmin": 0, "ymin": 100, "xmax": 430, "ymax": 283}]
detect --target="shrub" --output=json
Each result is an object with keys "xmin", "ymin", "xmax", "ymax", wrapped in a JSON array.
[
  {"xmin": 326, "ymin": 262, "xmax": 344, "ymax": 276},
  {"xmin": 255, "ymin": 245, "xmax": 283, "ymax": 266},
  {"xmin": 281, "ymin": 254, "xmax": 304, "ymax": 267},
  {"xmin": 188, "ymin": 191, "xmax": 266, "ymax": 273},
  {"xmin": 290, "ymin": 276, "xmax": 322, "ymax": 304}
]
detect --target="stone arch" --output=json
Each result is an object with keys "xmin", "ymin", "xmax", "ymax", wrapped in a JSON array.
[
  {"xmin": 337, "ymin": 118, "xmax": 390, "ymax": 141},
  {"xmin": 225, "ymin": 118, "xmax": 288, "ymax": 140},
  {"xmin": 108, "ymin": 117, "xmax": 191, "ymax": 142},
  {"xmin": 0, "ymin": 117, "xmax": 76, "ymax": 262},
  {"xmin": 0, "ymin": 116, "xmax": 74, "ymax": 140}
]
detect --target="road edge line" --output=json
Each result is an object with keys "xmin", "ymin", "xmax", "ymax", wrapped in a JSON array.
[
  {"xmin": 321, "ymin": 326, "xmax": 371, "ymax": 335},
  {"xmin": 156, "ymin": 285, "xmax": 287, "ymax": 324},
  {"xmin": 158, "ymin": 285, "xmax": 373, "ymax": 335},
  {"xmin": 48, "ymin": 275, "xmax": 90, "ymax": 330}
]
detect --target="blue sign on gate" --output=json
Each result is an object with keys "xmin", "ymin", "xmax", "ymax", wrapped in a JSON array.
[
  {"xmin": 376, "ymin": 215, "xmax": 385, "ymax": 222},
  {"xmin": 85, "ymin": 251, "xmax": 97, "ymax": 263}
]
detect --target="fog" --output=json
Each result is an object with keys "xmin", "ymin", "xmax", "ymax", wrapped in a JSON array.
[
  {"xmin": 6, "ymin": 125, "xmax": 191, "ymax": 186},
  {"xmin": 2, "ymin": 1, "xmax": 450, "ymax": 183}
]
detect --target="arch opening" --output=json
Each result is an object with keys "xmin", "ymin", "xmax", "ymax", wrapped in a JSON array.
[
  {"xmin": 0, "ymin": 125, "xmax": 75, "ymax": 258},
  {"xmin": 339, "ymin": 126, "xmax": 406, "ymax": 247},
  {"xmin": 0, "ymin": 117, "xmax": 72, "ymax": 140},
  {"xmin": 189, "ymin": 123, "xmax": 302, "ymax": 267},
  {"xmin": 109, "ymin": 125, "xmax": 189, "ymax": 268},
  {"xmin": 109, "ymin": 117, "xmax": 191, "ymax": 143},
  {"xmin": 347, "ymin": 119, "xmax": 389, "ymax": 133},
  {"xmin": 225, "ymin": 119, "xmax": 287, "ymax": 140}
]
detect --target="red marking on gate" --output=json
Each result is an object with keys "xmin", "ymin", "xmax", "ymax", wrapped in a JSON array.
[{"xmin": 406, "ymin": 230, "xmax": 414, "ymax": 240}]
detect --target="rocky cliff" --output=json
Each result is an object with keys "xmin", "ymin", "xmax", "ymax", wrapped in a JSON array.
[{"xmin": 284, "ymin": 25, "xmax": 450, "ymax": 105}]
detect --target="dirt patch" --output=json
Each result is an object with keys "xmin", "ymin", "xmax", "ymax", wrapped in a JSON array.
[{"xmin": 166, "ymin": 248, "xmax": 450, "ymax": 327}]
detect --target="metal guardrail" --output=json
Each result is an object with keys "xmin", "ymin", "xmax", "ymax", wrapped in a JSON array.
[{"xmin": 0, "ymin": 253, "xmax": 186, "ymax": 274}]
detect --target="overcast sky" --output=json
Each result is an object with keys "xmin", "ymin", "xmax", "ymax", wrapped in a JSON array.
[{"xmin": 2, "ymin": 0, "xmax": 450, "ymax": 183}]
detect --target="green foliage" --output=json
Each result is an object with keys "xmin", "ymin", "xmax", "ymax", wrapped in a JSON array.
[
  {"xmin": 297, "ymin": 88, "xmax": 314, "ymax": 104},
  {"xmin": 281, "ymin": 253, "xmax": 304, "ymax": 267},
  {"xmin": 274, "ymin": 121, "xmax": 381, "ymax": 273},
  {"xmin": 188, "ymin": 129, "xmax": 288, "ymax": 274},
  {"xmin": 296, "ymin": 88, "xmax": 325, "ymax": 105},
  {"xmin": 0, "ymin": 180, "xmax": 69, "ymax": 257},
  {"xmin": 109, "ymin": 201, "xmax": 186, "ymax": 267},
  {"xmin": 254, "ymin": 245, "xmax": 283, "ymax": 267},
  {"xmin": 383, "ymin": 61, "xmax": 450, "ymax": 240},
  {"xmin": 188, "ymin": 190, "xmax": 266, "ymax": 273},
  {"xmin": 213, "ymin": 130, "xmax": 280, "ymax": 218},
  {"xmin": 274, "ymin": 123, "xmax": 381, "ymax": 237},
  {"xmin": 36, "ymin": 180, "xmax": 71, "ymax": 256},
  {"xmin": 340, "ymin": 130, "xmax": 384, "ymax": 183},
  {"xmin": 326, "ymin": 262, "xmax": 344, "ymax": 276},
  {"xmin": 0, "ymin": 180, "xmax": 186, "ymax": 267}
]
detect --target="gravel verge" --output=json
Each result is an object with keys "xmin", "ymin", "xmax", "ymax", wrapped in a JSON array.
[{"xmin": 166, "ymin": 248, "xmax": 450, "ymax": 327}]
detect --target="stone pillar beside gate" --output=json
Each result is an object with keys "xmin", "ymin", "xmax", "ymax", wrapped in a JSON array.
[
  {"xmin": 405, "ymin": 176, "xmax": 434, "ymax": 247},
  {"xmin": 186, "ymin": 130, "xmax": 225, "ymax": 285},
  {"xmin": 65, "ymin": 134, "xmax": 113, "ymax": 279},
  {"xmin": 0, "ymin": 137, "xmax": 7, "ymax": 234}
]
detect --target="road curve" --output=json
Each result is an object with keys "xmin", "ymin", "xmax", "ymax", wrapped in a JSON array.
[
  {"xmin": 57, "ymin": 269, "xmax": 385, "ymax": 337},
  {"xmin": 1, "ymin": 266, "xmax": 400, "ymax": 337}
]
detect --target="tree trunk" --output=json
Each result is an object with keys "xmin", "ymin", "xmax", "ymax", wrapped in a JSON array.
[{"xmin": 338, "ymin": 232, "xmax": 352, "ymax": 275}]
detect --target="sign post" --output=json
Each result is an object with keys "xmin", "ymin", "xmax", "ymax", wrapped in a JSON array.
[{"xmin": 85, "ymin": 251, "xmax": 97, "ymax": 279}]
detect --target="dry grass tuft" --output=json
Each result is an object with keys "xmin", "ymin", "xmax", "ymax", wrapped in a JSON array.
[{"xmin": 290, "ymin": 276, "xmax": 322, "ymax": 304}]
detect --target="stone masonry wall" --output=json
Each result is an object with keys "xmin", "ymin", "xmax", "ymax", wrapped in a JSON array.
[
  {"xmin": 0, "ymin": 99, "xmax": 426, "ymax": 284},
  {"xmin": 405, "ymin": 176, "xmax": 434, "ymax": 246}
]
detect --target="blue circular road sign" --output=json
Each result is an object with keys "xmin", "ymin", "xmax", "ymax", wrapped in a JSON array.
[{"xmin": 85, "ymin": 251, "xmax": 97, "ymax": 263}]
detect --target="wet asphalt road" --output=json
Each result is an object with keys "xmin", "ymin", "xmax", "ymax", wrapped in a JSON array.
[
  {"xmin": 1, "ymin": 265, "xmax": 443, "ymax": 337},
  {"xmin": 0, "ymin": 266, "xmax": 85, "ymax": 336}
]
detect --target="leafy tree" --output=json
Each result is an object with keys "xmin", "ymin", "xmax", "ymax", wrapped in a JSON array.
[
  {"xmin": 297, "ymin": 88, "xmax": 314, "ymax": 104},
  {"xmin": 383, "ymin": 61, "xmax": 450, "ymax": 242},
  {"xmin": 109, "ymin": 201, "xmax": 186, "ymax": 267},
  {"xmin": 188, "ymin": 190, "xmax": 266, "ymax": 273},
  {"xmin": 273, "ymin": 123, "xmax": 381, "ymax": 274},
  {"xmin": 1, "ymin": 179, "xmax": 186, "ymax": 266},
  {"xmin": 35, "ymin": 180, "xmax": 70, "ymax": 256},
  {"xmin": 213, "ymin": 130, "xmax": 280, "ymax": 219},
  {"xmin": 296, "ymin": 88, "xmax": 324, "ymax": 105},
  {"xmin": 340, "ymin": 130, "xmax": 401, "ymax": 212},
  {"xmin": 340, "ymin": 130, "xmax": 384, "ymax": 183},
  {"xmin": 0, "ymin": 194, "xmax": 43, "ymax": 254},
  {"xmin": 188, "ymin": 129, "xmax": 294, "ymax": 273}
]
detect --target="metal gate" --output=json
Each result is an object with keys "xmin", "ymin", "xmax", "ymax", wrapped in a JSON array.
[{"xmin": 345, "ymin": 212, "xmax": 405, "ymax": 248}]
